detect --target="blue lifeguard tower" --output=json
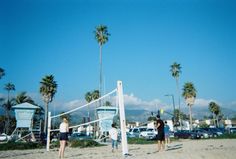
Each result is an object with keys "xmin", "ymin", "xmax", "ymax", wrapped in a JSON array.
[
  {"xmin": 11, "ymin": 102, "xmax": 41, "ymax": 142},
  {"xmin": 96, "ymin": 106, "xmax": 118, "ymax": 137}
]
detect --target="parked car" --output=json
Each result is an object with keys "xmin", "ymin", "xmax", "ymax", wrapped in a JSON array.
[
  {"xmin": 0, "ymin": 133, "xmax": 8, "ymax": 142},
  {"xmin": 139, "ymin": 128, "xmax": 157, "ymax": 140},
  {"xmin": 69, "ymin": 132, "xmax": 92, "ymax": 141},
  {"xmin": 117, "ymin": 132, "xmax": 136, "ymax": 141},
  {"xmin": 126, "ymin": 132, "xmax": 136, "ymax": 138},
  {"xmin": 217, "ymin": 128, "xmax": 226, "ymax": 134},
  {"xmin": 169, "ymin": 131, "xmax": 175, "ymax": 138},
  {"xmin": 174, "ymin": 130, "xmax": 200, "ymax": 139},
  {"xmin": 192, "ymin": 129, "xmax": 210, "ymax": 138},
  {"xmin": 129, "ymin": 127, "xmax": 147, "ymax": 137},
  {"xmin": 229, "ymin": 127, "xmax": 236, "ymax": 134},
  {"xmin": 200, "ymin": 128, "xmax": 223, "ymax": 137}
]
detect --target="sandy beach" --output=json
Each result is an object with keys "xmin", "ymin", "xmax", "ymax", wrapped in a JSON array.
[{"xmin": 0, "ymin": 139, "xmax": 236, "ymax": 159}]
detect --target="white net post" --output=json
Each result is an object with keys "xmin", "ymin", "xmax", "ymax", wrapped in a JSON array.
[
  {"xmin": 117, "ymin": 81, "xmax": 128, "ymax": 155},
  {"xmin": 46, "ymin": 112, "xmax": 51, "ymax": 151}
]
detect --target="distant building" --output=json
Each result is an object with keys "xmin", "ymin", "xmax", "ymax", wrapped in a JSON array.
[
  {"xmin": 225, "ymin": 119, "xmax": 232, "ymax": 128},
  {"xmin": 147, "ymin": 121, "xmax": 155, "ymax": 129},
  {"xmin": 127, "ymin": 121, "xmax": 140, "ymax": 128},
  {"xmin": 205, "ymin": 119, "xmax": 211, "ymax": 125},
  {"xmin": 147, "ymin": 120, "xmax": 174, "ymax": 131}
]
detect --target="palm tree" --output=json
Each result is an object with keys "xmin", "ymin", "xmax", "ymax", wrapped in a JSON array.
[
  {"xmin": 209, "ymin": 102, "xmax": 221, "ymax": 127},
  {"xmin": 4, "ymin": 82, "xmax": 15, "ymax": 102},
  {"xmin": 91, "ymin": 90, "xmax": 100, "ymax": 137},
  {"xmin": 2, "ymin": 99, "xmax": 15, "ymax": 134},
  {"xmin": 182, "ymin": 82, "xmax": 197, "ymax": 131},
  {"xmin": 85, "ymin": 92, "xmax": 93, "ymax": 102},
  {"xmin": 85, "ymin": 91, "xmax": 93, "ymax": 136},
  {"xmin": 94, "ymin": 25, "xmax": 110, "ymax": 100},
  {"xmin": 92, "ymin": 90, "xmax": 100, "ymax": 101},
  {"xmin": 85, "ymin": 92, "xmax": 93, "ymax": 121},
  {"xmin": 170, "ymin": 62, "xmax": 182, "ymax": 128},
  {"xmin": 215, "ymin": 107, "xmax": 221, "ymax": 127},
  {"xmin": 0, "ymin": 67, "xmax": 5, "ymax": 79},
  {"xmin": 2, "ymin": 82, "xmax": 15, "ymax": 134},
  {"xmin": 105, "ymin": 101, "xmax": 112, "ymax": 106},
  {"xmin": 60, "ymin": 112, "xmax": 71, "ymax": 123},
  {"xmin": 173, "ymin": 109, "xmax": 182, "ymax": 126},
  {"xmin": 39, "ymin": 75, "xmax": 57, "ymax": 133},
  {"xmin": 34, "ymin": 105, "xmax": 45, "ymax": 130},
  {"xmin": 14, "ymin": 92, "xmax": 35, "ymax": 104}
]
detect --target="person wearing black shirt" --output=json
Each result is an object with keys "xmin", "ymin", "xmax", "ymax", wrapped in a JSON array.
[{"xmin": 156, "ymin": 115, "xmax": 165, "ymax": 151}]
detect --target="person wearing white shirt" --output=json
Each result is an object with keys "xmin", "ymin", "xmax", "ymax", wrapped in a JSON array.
[
  {"xmin": 59, "ymin": 118, "xmax": 69, "ymax": 158},
  {"xmin": 109, "ymin": 123, "xmax": 118, "ymax": 152}
]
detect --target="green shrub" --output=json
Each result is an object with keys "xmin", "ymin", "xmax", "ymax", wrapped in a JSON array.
[
  {"xmin": 216, "ymin": 133, "xmax": 236, "ymax": 139},
  {"xmin": 69, "ymin": 139, "xmax": 102, "ymax": 148},
  {"xmin": 0, "ymin": 142, "xmax": 44, "ymax": 151},
  {"xmin": 198, "ymin": 123, "xmax": 209, "ymax": 128},
  {"xmin": 127, "ymin": 138, "xmax": 156, "ymax": 144},
  {"xmin": 50, "ymin": 140, "xmax": 60, "ymax": 148}
]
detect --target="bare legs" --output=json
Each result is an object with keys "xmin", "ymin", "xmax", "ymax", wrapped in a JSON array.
[
  {"xmin": 157, "ymin": 140, "xmax": 165, "ymax": 152},
  {"xmin": 59, "ymin": 140, "xmax": 66, "ymax": 158},
  {"xmin": 165, "ymin": 137, "xmax": 170, "ymax": 146}
]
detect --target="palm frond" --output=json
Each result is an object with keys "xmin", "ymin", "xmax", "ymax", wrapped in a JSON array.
[
  {"xmin": 0, "ymin": 67, "xmax": 5, "ymax": 79},
  {"xmin": 170, "ymin": 62, "xmax": 181, "ymax": 78},
  {"xmin": 94, "ymin": 25, "xmax": 110, "ymax": 45}
]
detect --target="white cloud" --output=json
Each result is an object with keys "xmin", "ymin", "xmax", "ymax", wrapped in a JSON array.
[
  {"xmin": 63, "ymin": 99, "xmax": 86, "ymax": 111},
  {"xmin": 123, "ymin": 93, "xmax": 168, "ymax": 111},
  {"xmin": 50, "ymin": 93, "xmax": 169, "ymax": 113},
  {"xmin": 48, "ymin": 93, "xmax": 176, "ymax": 113},
  {"xmin": 47, "ymin": 99, "xmax": 87, "ymax": 114},
  {"xmin": 223, "ymin": 101, "xmax": 236, "ymax": 110},
  {"xmin": 47, "ymin": 95, "xmax": 233, "ymax": 115},
  {"xmin": 194, "ymin": 98, "xmax": 221, "ymax": 107},
  {"xmin": 230, "ymin": 101, "xmax": 236, "ymax": 106}
]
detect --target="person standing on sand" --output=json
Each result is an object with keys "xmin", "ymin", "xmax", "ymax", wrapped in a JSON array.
[
  {"xmin": 164, "ymin": 121, "xmax": 170, "ymax": 147},
  {"xmin": 59, "ymin": 118, "xmax": 69, "ymax": 158},
  {"xmin": 156, "ymin": 115, "xmax": 165, "ymax": 151},
  {"xmin": 109, "ymin": 123, "xmax": 118, "ymax": 152}
]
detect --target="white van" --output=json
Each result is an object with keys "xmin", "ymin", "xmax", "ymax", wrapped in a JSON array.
[
  {"xmin": 129, "ymin": 127, "xmax": 147, "ymax": 137},
  {"xmin": 139, "ymin": 128, "xmax": 157, "ymax": 139}
]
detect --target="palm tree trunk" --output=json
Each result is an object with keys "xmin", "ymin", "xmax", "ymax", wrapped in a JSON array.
[
  {"xmin": 99, "ymin": 45, "xmax": 102, "ymax": 97},
  {"xmin": 4, "ymin": 110, "xmax": 8, "ymax": 134},
  {"xmin": 44, "ymin": 102, "xmax": 49, "ymax": 133},
  {"xmin": 87, "ymin": 105, "xmax": 90, "ymax": 136},
  {"xmin": 94, "ymin": 101, "xmax": 99, "ymax": 138},
  {"xmin": 216, "ymin": 115, "xmax": 219, "ymax": 128},
  {"xmin": 7, "ymin": 91, "xmax": 10, "ymax": 102},
  {"xmin": 213, "ymin": 114, "xmax": 216, "ymax": 127},
  {"xmin": 88, "ymin": 105, "xmax": 90, "ymax": 121},
  {"xmin": 94, "ymin": 108, "xmax": 96, "ymax": 138},
  {"xmin": 98, "ymin": 42, "xmax": 104, "ymax": 137},
  {"xmin": 211, "ymin": 113, "xmax": 215, "ymax": 126},
  {"xmin": 176, "ymin": 78, "xmax": 182, "ymax": 129},
  {"xmin": 7, "ymin": 111, "xmax": 11, "ymax": 134},
  {"xmin": 189, "ymin": 105, "xmax": 193, "ymax": 131}
]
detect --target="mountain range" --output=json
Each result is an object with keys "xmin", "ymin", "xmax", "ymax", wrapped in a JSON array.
[
  {"xmin": 1, "ymin": 105, "xmax": 236, "ymax": 123},
  {"xmin": 125, "ymin": 105, "xmax": 236, "ymax": 122}
]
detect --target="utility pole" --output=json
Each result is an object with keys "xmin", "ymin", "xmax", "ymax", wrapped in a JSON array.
[{"xmin": 165, "ymin": 94, "xmax": 176, "ymax": 130}]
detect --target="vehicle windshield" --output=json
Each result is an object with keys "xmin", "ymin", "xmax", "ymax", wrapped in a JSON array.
[{"xmin": 139, "ymin": 128, "xmax": 147, "ymax": 132}]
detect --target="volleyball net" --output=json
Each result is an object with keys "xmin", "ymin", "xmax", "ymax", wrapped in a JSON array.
[{"xmin": 46, "ymin": 81, "xmax": 128, "ymax": 156}]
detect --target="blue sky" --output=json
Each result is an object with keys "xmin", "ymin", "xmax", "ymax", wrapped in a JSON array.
[{"xmin": 0, "ymin": 0, "xmax": 236, "ymax": 113}]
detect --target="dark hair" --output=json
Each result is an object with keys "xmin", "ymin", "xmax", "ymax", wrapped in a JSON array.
[
  {"xmin": 111, "ymin": 123, "xmax": 116, "ymax": 128},
  {"xmin": 156, "ymin": 115, "xmax": 160, "ymax": 118},
  {"xmin": 165, "ymin": 121, "xmax": 167, "ymax": 124}
]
